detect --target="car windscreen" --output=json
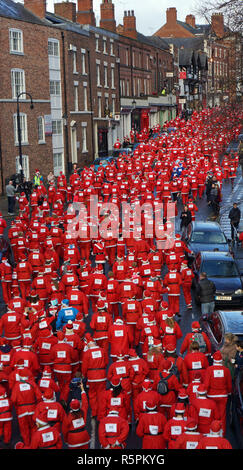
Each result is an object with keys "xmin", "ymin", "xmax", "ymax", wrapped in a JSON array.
[
  {"xmin": 201, "ymin": 259, "xmax": 240, "ymax": 277},
  {"xmin": 190, "ymin": 230, "xmax": 227, "ymax": 244}
]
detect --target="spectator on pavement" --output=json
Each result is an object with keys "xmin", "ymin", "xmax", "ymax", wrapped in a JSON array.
[
  {"xmin": 5, "ymin": 180, "xmax": 18, "ymax": 215},
  {"xmin": 196, "ymin": 272, "xmax": 216, "ymax": 315},
  {"xmin": 229, "ymin": 203, "xmax": 241, "ymax": 240}
]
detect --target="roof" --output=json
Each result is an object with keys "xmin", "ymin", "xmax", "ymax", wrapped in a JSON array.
[
  {"xmin": 200, "ymin": 251, "xmax": 234, "ymax": 260},
  {"xmin": 0, "ymin": 0, "xmax": 49, "ymax": 25},
  {"xmin": 218, "ymin": 310, "xmax": 243, "ymax": 336},
  {"xmin": 192, "ymin": 221, "xmax": 223, "ymax": 231},
  {"xmin": 177, "ymin": 20, "xmax": 198, "ymax": 35},
  {"xmin": 45, "ymin": 11, "xmax": 89, "ymax": 37}
]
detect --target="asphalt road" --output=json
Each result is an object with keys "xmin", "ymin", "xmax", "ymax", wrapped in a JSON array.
[{"xmin": 0, "ymin": 160, "xmax": 243, "ymax": 449}]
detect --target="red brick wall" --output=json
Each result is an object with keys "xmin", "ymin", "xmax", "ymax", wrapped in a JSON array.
[{"xmin": 0, "ymin": 17, "xmax": 61, "ymax": 192}]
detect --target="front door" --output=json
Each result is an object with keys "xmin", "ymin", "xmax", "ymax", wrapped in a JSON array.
[{"xmin": 98, "ymin": 127, "xmax": 108, "ymax": 159}]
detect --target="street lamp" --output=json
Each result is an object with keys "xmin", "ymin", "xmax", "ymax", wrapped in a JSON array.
[{"xmin": 16, "ymin": 91, "xmax": 34, "ymax": 183}]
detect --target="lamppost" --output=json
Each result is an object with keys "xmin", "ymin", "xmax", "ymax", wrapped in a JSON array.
[{"xmin": 16, "ymin": 91, "xmax": 34, "ymax": 183}]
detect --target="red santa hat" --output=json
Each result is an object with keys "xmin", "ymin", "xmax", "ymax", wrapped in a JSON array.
[
  {"xmin": 110, "ymin": 375, "xmax": 121, "ymax": 387},
  {"xmin": 210, "ymin": 420, "xmax": 222, "ymax": 435},
  {"xmin": 161, "ymin": 301, "xmax": 168, "ymax": 310},
  {"xmin": 185, "ymin": 418, "xmax": 197, "ymax": 431},
  {"xmin": 178, "ymin": 388, "xmax": 188, "ymax": 399},
  {"xmin": 70, "ymin": 399, "xmax": 81, "ymax": 411},
  {"xmin": 191, "ymin": 321, "xmax": 200, "ymax": 331},
  {"xmin": 65, "ymin": 320, "xmax": 73, "ymax": 330},
  {"xmin": 174, "ymin": 403, "xmax": 186, "ymax": 414},
  {"xmin": 128, "ymin": 349, "xmax": 137, "ymax": 358},
  {"xmin": 152, "ymin": 338, "xmax": 162, "ymax": 348},
  {"xmin": 96, "ymin": 300, "xmax": 106, "ymax": 310},
  {"xmin": 142, "ymin": 380, "xmax": 152, "ymax": 390},
  {"xmin": 213, "ymin": 351, "xmax": 222, "ymax": 363},
  {"xmin": 43, "ymin": 389, "xmax": 54, "ymax": 401},
  {"xmin": 15, "ymin": 442, "xmax": 25, "ymax": 450},
  {"xmin": 57, "ymin": 331, "xmax": 65, "ymax": 341},
  {"xmin": 166, "ymin": 311, "xmax": 174, "ymax": 319},
  {"xmin": 43, "ymin": 366, "xmax": 52, "ymax": 377},
  {"xmin": 197, "ymin": 384, "xmax": 207, "ymax": 395},
  {"xmin": 165, "ymin": 343, "xmax": 176, "ymax": 354},
  {"xmin": 146, "ymin": 397, "xmax": 157, "ymax": 410}
]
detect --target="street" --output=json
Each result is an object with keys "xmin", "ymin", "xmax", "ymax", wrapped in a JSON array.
[{"xmin": 0, "ymin": 110, "xmax": 243, "ymax": 451}]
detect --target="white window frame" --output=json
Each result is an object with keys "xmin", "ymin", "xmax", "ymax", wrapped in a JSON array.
[
  {"xmin": 110, "ymin": 40, "xmax": 114, "ymax": 56},
  {"xmin": 81, "ymin": 124, "xmax": 88, "ymax": 153},
  {"xmin": 52, "ymin": 120, "xmax": 62, "ymax": 135},
  {"xmin": 111, "ymin": 66, "xmax": 115, "ymax": 89},
  {"xmin": 48, "ymin": 39, "xmax": 59, "ymax": 57},
  {"xmin": 50, "ymin": 80, "xmax": 61, "ymax": 95},
  {"xmin": 104, "ymin": 64, "xmax": 108, "ymax": 88},
  {"xmin": 96, "ymin": 63, "xmax": 101, "ymax": 87},
  {"xmin": 98, "ymin": 96, "xmax": 102, "ymax": 118},
  {"xmin": 13, "ymin": 113, "xmax": 28, "ymax": 145},
  {"xmin": 37, "ymin": 116, "xmax": 45, "ymax": 144},
  {"xmin": 73, "ymin": 50, "xmax": 77, "ymax": 73},
  {"xmin": 9, "ymin": 29, "xmax": 23, "ymax": 54},
  {"xmin": 84, "ymin": 85, "xmax": 88, "ymax": 111},
  {"xmin": 53, "ymin": 152, "xmax": 64, "ymax": 176},
  {"xmin": 74, "ymin": 84, "xmax": 79, "ymax": 111},
  {"xmin": 11, "ymin": 69, "xmax": 25, "ymax": 99},
  {"xmin": 81, "ymin": 50, "xmax": 86, "ymax": 75},
  {"xmin": 16, "ymin": 155, "xmax": 29, "ymax": 179},
  {"xmin": 103, "ymin": 37, "xmax": 107, "ymax": 54}
]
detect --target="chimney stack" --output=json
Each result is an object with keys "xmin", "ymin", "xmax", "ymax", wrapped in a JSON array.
[
  {"xmin": 54, "ymin": 1, "xmax": 76, "ymax": 23},
  {"xmin": 185, "ymin": 14, "xmax": 196, "ymax": 28},
  {"xmin": 123, "ymin": 10, "xmax": 137, "ymax": 39},
  {"xmin": 77, "ymin": 0, "xmax": 96, "ymax": 26},
  {"xmin": 24, "ymin": 0, "xmax": 46, "ymax": 18},
  {"xmin": 211, "ymin": 13, "xmax": 224, "ymax": 38},
  {"xmin": 100, "ymin": 0, "xmax": 116, "ymax": 32},
  {"xmin": 166, "ymin": 7, "xmax": 177, "ymax": 25}
]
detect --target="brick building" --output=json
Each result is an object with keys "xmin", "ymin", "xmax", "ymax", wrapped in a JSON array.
[
  {"xmin": 0, "ymin": 0, "xmax": 61, "ymax": 192},
  {"xmin": 117, "ymin": 10, "xmax": 177, "ymax": 136},
  {"xmin": 153, "ymin": 7, "xmax": 242, "ymax": 108}
]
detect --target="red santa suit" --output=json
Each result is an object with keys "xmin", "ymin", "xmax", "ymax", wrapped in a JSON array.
[
  {"xmin": 197, "ymin": 420, "xmax": 232, "ymax": 449},
  {"xmin": 180, "ymin": 261, "xmax": 194, "ymax": 308},
  {"xmin": 50, "ymin": 331, "xmax": 75, "ymax": 403},
  {"xmin": 122, "ymin": 298, "xmax": 142, "ymax": 346},
  {"xmin": 183, "ymin": 348, "xmax": 209, "ymax": 383},
  {"xmin": 162, "ymin": 403, "xmax": 187, "ymax": 449},
  {"xmin": 81, "ymin": 336, "xmax": 108, "ymax": 418},
  {"xmin": 88, "ymin": 268, "xmax": 108, "ymax": 311},
  {"xmin": 140, "ymin": 316, "xmax": 161, "ymax": 358},
  {"xmin": 90, "ymin": 301, "xmax": 113, "ymax": 354},
  {"xmin": 37, "ymin": 367, "xmax": 60, "ymax": 397},
  {"xmin": 108, "ymin": 319, "xmax": 133, "ymax": 360},
  {"xmin": 134, "ymin": 379, "xmax": 162, "ymax": 421},
  {"xmin": 16, "ymin": 257, "xmax": 32, "ymax": 299},
  {"xmin": 160, "ymin": 313, "xmax": 183, "ymax": 351},
  {"xmin": 180, "ymin": 321, "xmax": 212, "ymax": 357},
  {"xmin": 112, "ymin": 258, "xmax": 128, "ymax": 282},
  {"xmin": 0, "ymin": 258, "xmax": 12, "ymax": 304},
  {"xmin": 67, "ymin": 286, "xmax": 89, "ymax": 317},
  {"xmin": 98, "ymin": 409, "xmax": 129, "ymax": 449},
  {"xmin": 128, "ymin": 349, "xmax": 149, "ymax": 401},
  {"xmin": 0, "ymin": 385, "xmax": 13, "ymax": 444},
  {"xmin": 174, "ymin": 418, "xmax": 202, "ymax": 450},
  {"xmin": 30, "ymin": 410, "xmax": 62, "ymax": 449},
  {"xmin": 163, "ymin": 270, "xmax": 182, "ymax": 316},
  {"xmin": 62, "ymin": 395, "xmax": 90, "ymax": 449},
  {"xmin": 203, "ymin": 351, "xmax": 232, "ymax": 435},
  {"xmin": 11, "ymin": 369, "xmax": 42, "ymax": 446},
  {"xmin": 153, "ymin": 360, "xmax": 181, "ymax": 418},
  {"xmin": 0, "ymin": 308, "xmax": 22, "ymax": 345},
  {"xmin": 98, "ymin": 376, "xmax": 131, "ymax": 422},
  {"xmin": 106, "ymin": 274, "xmax": 120, "ymax": 319},
  {"xmin": 63, "ymin": 321, "xmax": 83, "ymax": 377},
  {"xmin": 107, "ymin": 353, "xmax": 135, "ymax": 396},
  {"xmin": 136, "ymin": 398, "xmax": 167, "ymax": 449},
  {"xmin": 189, "ymin": 384, "xmax": 220, "ymax": 434}
]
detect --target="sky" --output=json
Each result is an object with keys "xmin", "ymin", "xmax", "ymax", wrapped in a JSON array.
[{"xmin": 16, "ymin": 0, "xmax": 207, "ymax": 35}]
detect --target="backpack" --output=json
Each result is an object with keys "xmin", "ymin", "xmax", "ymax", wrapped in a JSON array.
[
  {"xmin": 157, "ymin": 371, "xmax": 173, "ymax": 395},
  {"xmin": 169, "ymin": 358, "xmax": 180, "ymax": 381},
  {"xmin": 193, "ymin": 332, "xmax": 206, "ymax": 353}
]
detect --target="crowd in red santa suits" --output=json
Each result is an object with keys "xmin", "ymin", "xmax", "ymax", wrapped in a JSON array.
[{"xmin": 0, "ymin": 106, "xmax": 241, "ymax": 449}]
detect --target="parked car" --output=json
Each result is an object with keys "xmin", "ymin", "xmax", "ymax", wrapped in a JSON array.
[
  {"xmin": 184, "ymin": 221, "xmax": 230, "ymax": 254},
  {"xmin": 192, "ymin": 251, "xmax": 243, "ymax": 308},
  {"xmin": 199, "ymin": 310, "xmax": 243, "ymax": 352}
]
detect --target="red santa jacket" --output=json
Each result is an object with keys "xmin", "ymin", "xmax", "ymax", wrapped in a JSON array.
[
  {"xmin": 81, "ymin": 344, "xmax": 108, "ymax": 383},
  {"xmin": 108, "ymin": 321, "xmax": 133, "ymax": 358},
  {"xmin": 107, "ymin": 358, "xmax": 135, "ymax": 395},
  {"xmin": 98, "ymin": 411, "xmax": 129, "ymax": 449},
  {"xmin": 0, "ymin": 311, "xmax": 22, "ymax": 342},
  {"xmin": 90, "ymin": 310, "xmax": 113, "ymax": 341},
  {"xmin": 203, "ymin": 363, "xmax": 232, "ymax": 398},
  {"xmin": 98, "ymin": 388, "xmax": 130, "ymax": 422},
  {"xmin": 136, "ymin": 410, "xmax": 167, "ymax": 449},
  {"xmin": 183, "ymin": 351, "xmax": 209, "ymax": 383}
]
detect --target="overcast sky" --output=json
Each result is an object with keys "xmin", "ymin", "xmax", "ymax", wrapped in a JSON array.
[{"xmin": 17, "ymin": 0, "xmax": 207, "ymax": 35}]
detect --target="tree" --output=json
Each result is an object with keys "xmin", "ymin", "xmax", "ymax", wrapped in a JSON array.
[{"xmin": 194, "ymin": 0, "xmax": 243, "ymax": 35}]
